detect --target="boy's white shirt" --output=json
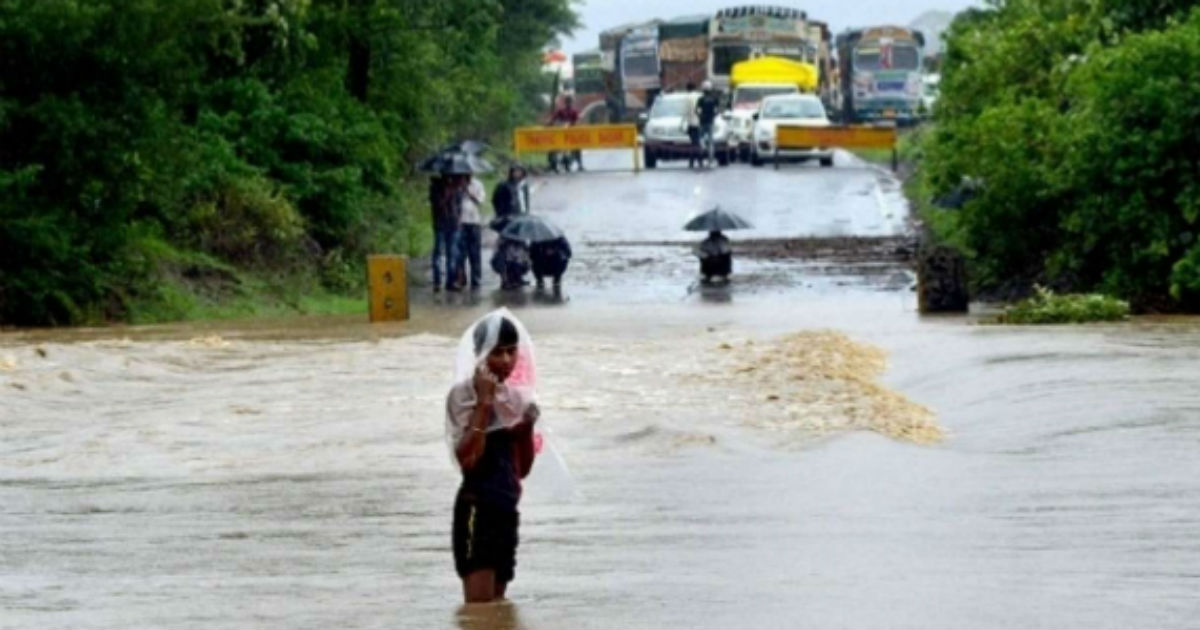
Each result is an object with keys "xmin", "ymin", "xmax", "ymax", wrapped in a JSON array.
[{"xmin": 445, "ymin": 378, "xmax": 532, "ymax": 448}]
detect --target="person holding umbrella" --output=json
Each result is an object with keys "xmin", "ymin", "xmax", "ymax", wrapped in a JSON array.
[
  {"xmin": 684, "ymin": 206, "xmax": 752, "ymax": 284},
  {"xmin": 455, "ymin": 174, "xmax": 486, "ymax": 290},
  {"xmin": 697, "ymin": 231, "xmax": 732, "ymax": 283},
  {"xmin": 418, "ymin": 142, "xmax": 495, "ymax": 292},
  {"xmin": 494, "ymin": 215, "xmax": 566, "ymax": 291},
  {"xmin": 491, "ymin": 165, "xmax": 529, "ymax": 232},
  {"xmin": 491, "ymin": 234, "xmax": 531, "ymax": 290},
  {"xmin": 430, "ymin": 175, "xmax": 461, "ymax": 293},
  {"xmin": 530, "ymin": 235, "xmax": 572, "ymax": 291}
]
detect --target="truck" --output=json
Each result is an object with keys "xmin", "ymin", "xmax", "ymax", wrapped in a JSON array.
[
  {"xmin": 570, "ymin": 50, "xmax": 609, "ymax": 123},
  {"xmin": 658, "ymin": 14, "xmax": 711, "ymax": 93},
  {"xmin": 708, "ymin": 5, "xmax": 812, "ymax": 92},
  {"xmin": 806, "ymin": 20, "xmax": 838, "ymax": 113},
  {"xmin": 620, "ymin": 24, "xmax": 662, "ymax": 113},
  {"xmin": 598, "ymin": 20, "xmax": 662, "ymax": 122},
  {"xmin": 836, "ymin": 26, "xmax": 926, "ymax": 124},
  {"xmin": 726, "ymin": 56, "xmax": 819, "ymax": 161}
]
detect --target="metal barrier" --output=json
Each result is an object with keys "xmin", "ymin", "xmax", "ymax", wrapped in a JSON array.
[
  {"xmin": 513, "ymin": 124, "xmax": 641, "ymax": 172},
  {"xmin": 775, "ymin": 125, "xmax": 899, "ymax": 171}
]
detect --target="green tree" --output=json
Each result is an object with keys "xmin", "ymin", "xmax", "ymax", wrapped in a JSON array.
[
  {"xmin": 916, "ymin": 0, "xmax": 1200, "ymax": 310},
  {"xmin": 0, "ymin": 0, "xmax": 576, "ymax": 325}
]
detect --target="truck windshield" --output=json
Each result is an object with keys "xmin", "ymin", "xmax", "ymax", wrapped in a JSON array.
[
  {"xmin": 713, "ymin": 44, "xmax": 752, "ymax": 76},
  {"xmin": 854, "ymin": 44, "xmax": 920, "ymax": 71},
  {"xmin": 574, "ymin": 71, "xmax": 605, "ymax": 95},
  {"xmin": 623, "ymin": 53, "xmax": 658, "ymax": 77},
  {"xmin": 733, "ymin": 86, "xmax": 797, "ymax": 108},
  {"xmin": 762, "ymin": 98, "xmax": 825, "ymax": 119},
  {"xmin": 764, "ymin": 47, "xmax": 808, "ymax": 63}
]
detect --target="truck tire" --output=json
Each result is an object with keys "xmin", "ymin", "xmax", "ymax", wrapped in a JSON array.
[
  {"xmin": 820, "ymin": 156, "xmax": 834, "ymax": 168},
  {"xmin": 739, "ymin": 145, "xmax": 751, "ymax": 163},
  {"xmin": 750, "ymin": 151, "xmax": 764, "ymax": 167},
  {"xmin": 644, "ymin": 148, "xmax": 657, "ymax": 169},
  {"xmin": 717, "ymin": 150, "xmax": 730, "ymax": 167}
]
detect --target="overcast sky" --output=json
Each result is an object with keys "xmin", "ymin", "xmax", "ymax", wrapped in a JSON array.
[{"xmin": 562, "ymin": 0, "xmax": 981, "ymax": 54}]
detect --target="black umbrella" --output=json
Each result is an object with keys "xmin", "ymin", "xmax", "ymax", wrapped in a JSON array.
[
  {"xmin": 417, "ymin": 151, "xmax": 495, "ymax": 175},
  {"xmin": 500, "ymin": 214, "xmax": 564, "ymax": 243},
  {"xmin": 439, "ymin": 140, "xmax": 490, "ymax": 155},
  {"xmin": 683, "ymin": 206, "xmax": 753, "ymax": 232}
]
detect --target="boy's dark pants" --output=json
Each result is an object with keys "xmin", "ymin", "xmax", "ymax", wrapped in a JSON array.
[{"xmin": 452, "ymin": 491, "xmax": 519, "ymax": 584}]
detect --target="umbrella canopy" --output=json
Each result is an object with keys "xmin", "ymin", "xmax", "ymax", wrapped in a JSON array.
[
  {"xmin": 683, "ymin": 206, "xmax": 753, "ymax": 232},
  {"xmin": 439, "ymin": 140, "xmax": 490, "ymax": 155},
  {"xmin": 500, "ymin": 214, "xmax": 564, "ymax": 243},
  {"xmin": 417, "ymin": 151, "xmax": 495, "ymax": 175}
]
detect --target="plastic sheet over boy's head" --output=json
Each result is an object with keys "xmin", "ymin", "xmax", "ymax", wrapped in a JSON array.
[{"xmin": 455, "ymin": 307, "xmax": 537, "ymax": 397}]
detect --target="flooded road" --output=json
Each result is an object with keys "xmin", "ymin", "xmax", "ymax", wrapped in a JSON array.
[{"xmin": 3, "ymin": 155, "xmax": 1200, "ymax": 629}]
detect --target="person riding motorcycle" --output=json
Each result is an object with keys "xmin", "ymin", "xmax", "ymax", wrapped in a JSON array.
[{"xmin": 549, "ymin": 96, "xmax": 583, "ymax": 173}]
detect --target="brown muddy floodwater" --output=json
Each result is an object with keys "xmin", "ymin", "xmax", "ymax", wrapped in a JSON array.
[{"xmin": 2, "ymin": 297, "xmax": 1199, "ymax": 629}]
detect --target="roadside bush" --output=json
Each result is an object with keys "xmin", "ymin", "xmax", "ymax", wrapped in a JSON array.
[
  {"xmin": 1052, "ymin": 11, "xmax": 1200, "ymax": 307},
  {"xmin": 185, "ymin": 176, "xmax": 308, "ymax": 267},
  {"xmin": 915, "ymin": 1, "xmax": 1200, "ymax": 311},
  {"xmin": 997, "ymin": 286, "xmax": 1130, "ymax": 324}
]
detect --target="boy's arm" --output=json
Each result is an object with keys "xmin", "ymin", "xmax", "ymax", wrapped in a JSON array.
[
  {"xmin": 450, "ymin": 375, "xmax": 496, "ymax": 471},
  {"xmin": 456, "ymin": 400, "xmax": 492, "ymax": 471}
]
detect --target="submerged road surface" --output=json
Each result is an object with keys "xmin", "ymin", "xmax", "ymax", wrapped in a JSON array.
[{"xmin": 4, "ymin": 152, "xmax": 1200, "ymax": 630}]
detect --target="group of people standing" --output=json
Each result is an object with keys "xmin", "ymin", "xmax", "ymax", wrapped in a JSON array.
[
  {"xmin": 430, "ymin": 173, "xmax": 487, "ymax": 292},
  {"xmin": 430, "ymin": 166, "xmax": 572, "ymax": 293}
]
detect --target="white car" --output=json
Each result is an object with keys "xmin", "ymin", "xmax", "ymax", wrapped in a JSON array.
[
  {"xmin": 641, "ymin": 92, "xmax": 733, "ymax": 169},
  {"xmin": 749, "ymin": 94, "xmax": 834, "ymax": 167},
  {"xmin": 727, "ymin": 83, "xmax": 801, "ymax": 161}
]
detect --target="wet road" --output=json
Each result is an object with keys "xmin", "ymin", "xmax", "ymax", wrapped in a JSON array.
[
  {"xmin": 415, "ymin": 149, "xmax": 915, "ymax": 305},
  {"xmin": 3, "ymin": 153, "xmax": 1200, "ymax": 629},
  {"xmin": 534, "ymin": 149, "xmax": 909, "ymax": 242}
]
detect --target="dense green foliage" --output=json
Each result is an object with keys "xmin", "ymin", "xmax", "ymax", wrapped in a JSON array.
[
  {"xmin": 0, "ymin": 0, "xmax": 575, "ymax": 325},
  {"xmin": 917, "ymin": 0, "xmax": 1200, "ymax": 311},
  {"xmin": 997, "ymin": 286, "xmax": 1130, "ymax": 324}
]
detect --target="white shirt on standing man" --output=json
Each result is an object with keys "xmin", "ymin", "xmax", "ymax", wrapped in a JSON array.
[{"xmin": 461, "ymin": 177, "xmax": 485, "ymax": 225}]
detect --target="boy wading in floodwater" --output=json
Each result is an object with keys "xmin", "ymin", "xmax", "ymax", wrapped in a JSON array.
[{"xmin": 446, "ymin": 310, "xmax": 540, "ymax": 603}]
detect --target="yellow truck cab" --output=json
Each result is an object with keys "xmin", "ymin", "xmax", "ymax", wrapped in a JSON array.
[{"xmin": 727, "ymin": 57, "xmax": 819, "ymax": 161}]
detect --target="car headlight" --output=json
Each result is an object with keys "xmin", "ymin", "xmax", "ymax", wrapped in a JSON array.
[{"xmin": 756, "ymin": 127, "xmax": 773, "ymax": 139}]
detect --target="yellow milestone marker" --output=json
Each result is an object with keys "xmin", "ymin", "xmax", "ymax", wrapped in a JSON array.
[{"xmin": 367, "ymin": 255, "xmax": 409, "ymax": 322}]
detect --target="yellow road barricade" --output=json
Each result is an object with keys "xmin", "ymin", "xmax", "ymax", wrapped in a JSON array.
[
  {"xmin": 775, "ymin": 125, "xmax": 899, "ymax": 170},
  {"xmin": 513, "ymin": 124, "xmax": 641, "ymax": 172}
]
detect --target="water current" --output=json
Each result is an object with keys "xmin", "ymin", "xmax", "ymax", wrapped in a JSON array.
[{"xmin": 2, "ymin": 299, "xmax": 1199, "ymax": 628}]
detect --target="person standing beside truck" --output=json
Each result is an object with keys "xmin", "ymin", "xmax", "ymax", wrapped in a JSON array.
[
  {"xmin": 684, "ymin": 82, "xmax": 701, "ymax": 169},
  {"xmin": 695, "ymin": 81, "xmax": 721, "ymax": 167}
]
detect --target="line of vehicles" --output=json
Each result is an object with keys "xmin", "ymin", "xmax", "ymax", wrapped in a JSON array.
[{"xmin": 543, "ymin": 5, "xmax": 942, "ymax": 168}]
